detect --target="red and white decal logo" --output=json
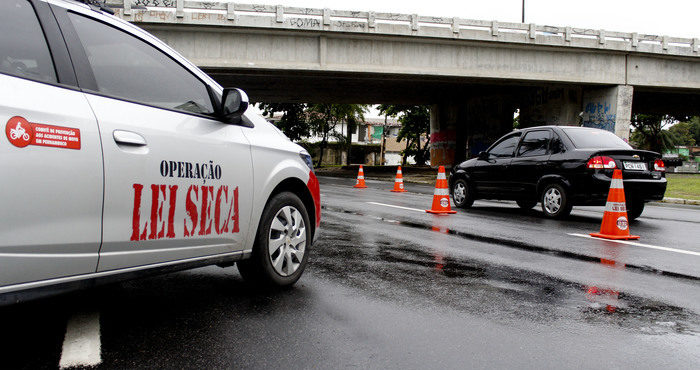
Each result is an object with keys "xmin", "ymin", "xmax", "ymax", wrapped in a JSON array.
[
  {"xmin": 616, "ymin": 216, "xmax": 629, "ymax": 231},
  {"xmin": 5, "ymin": 116, "xmax": 33, "ymax": 148},
  {"xmin": 5, "ymin": 116, "xmax": 81, "ymax": 150}
]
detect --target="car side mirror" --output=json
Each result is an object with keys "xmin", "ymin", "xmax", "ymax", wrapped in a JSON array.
[
  {"xmin": 221, "ymin": 88, "xmax": 249, "ymax": 124},
  {"xmin": 478, "ymin": 151, "xmax": 488, "ymax": 160}
]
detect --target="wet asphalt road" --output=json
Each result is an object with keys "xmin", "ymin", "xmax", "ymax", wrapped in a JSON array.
[{"xmin": 1, "ymin": 175, "xmax": 699, "ymax": 369}]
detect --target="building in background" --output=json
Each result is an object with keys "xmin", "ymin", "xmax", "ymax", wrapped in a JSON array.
[
  {"xmin": 664, "ymin": 146, "xmax": 700, "ymax": 173},
  {"xmin": 265, "ymin": 114, "xmax": 428, "ymax": 166}
]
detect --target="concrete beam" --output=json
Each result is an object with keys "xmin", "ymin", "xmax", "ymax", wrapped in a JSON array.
[{"xmin": 147, "ymin": 27, "xmax": 629, "ymax": 87}]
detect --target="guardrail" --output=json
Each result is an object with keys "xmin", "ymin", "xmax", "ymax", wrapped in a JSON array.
[{"xmin": 104, "ymin": 0, "xmax": 699, "ymax": 57}]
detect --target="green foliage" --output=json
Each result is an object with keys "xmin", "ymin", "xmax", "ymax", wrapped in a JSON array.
[
  {"xmin": 631, "ymin": 115, "xmax": 699, "ymax": 154},
  {"xmin": 306, "ymin": 104, "xmax": 368, "ymax": 166},
  {"xmin": 256, "ymin": 103, "xmax": 309, "ymax": 142},
  {"xmin": 378, "ymin": 104, "xmax": 431, "ymax": 165},
  {"xmin": 677, "ymin": 116, "xmax": 700, "ymax": 145},
  {"xmin": 630, "ymin": 114, "xmax": 678, "ymax": 153},
  {"xmin": 667, "ymin": 121, "xmax": 696, "ymax": 146}
]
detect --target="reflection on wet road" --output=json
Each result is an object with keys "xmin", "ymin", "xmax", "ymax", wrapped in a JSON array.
[{"xmin": 315, "ymin": 210, "xmax": 700, "ymax": 337}]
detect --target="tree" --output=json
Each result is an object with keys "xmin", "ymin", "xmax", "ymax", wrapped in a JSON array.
[
  {"xmin": 377, "ymin": 105, "xmax": 431, "ymax": 165},
  {"xmin": 629, "ymin": 114, "xmax": 681, "ymax": 154},
  {"xmin": 668, "ymin": 121, "xmax": 696, "ymax": 146},
  {"xmin": 337, "ymin": 104, "xmax": 368, "ymax": 165},
  {"xmin": 678, "ymin": 116, "xmax": 700, "ymax": 145},
  {"xmin": 305, "ymin": 104, "xmax": 367, "ymax": 166},
  {"xmin": 692, "ymin": 117, "xmax": 700, "ymax": 144},
  {"xmin": 256, "ymin": 103, "xmax": 309, "ymax": 142}
]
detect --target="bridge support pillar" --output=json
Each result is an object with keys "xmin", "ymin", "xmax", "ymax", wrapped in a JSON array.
[
  {"xmin": 519, "ymin": 87, "xmax": 582, "ymax": 127},
  {"xmin": 429, "ymin": 103, "xmax": 459, "ymax": 168},
  {"xmin": 582, "ymin": 85, "xmax": 634, "ymax": 142},
  {"xmin": 429, "ymin": 96, "xmax": 514, "ymax": 168}
]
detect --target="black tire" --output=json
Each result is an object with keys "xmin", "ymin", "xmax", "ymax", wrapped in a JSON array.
[
  {"xmin": 540, "ymin": 183, "xmax": 572, "ymax": 219},
  {"xmin": 237, "ymin": 191, "xmax": 311, "ymax": 287},
  {"xmin": 451, "ymin": 178, "xmax": 474, "ymax": 208},
  {"xmin": 516, "ymin": 199, "xmax": 537, "ymax": 209},
  {"xmin": 626, "ymin": 200, "xmax": 645, "ymax": 221}
]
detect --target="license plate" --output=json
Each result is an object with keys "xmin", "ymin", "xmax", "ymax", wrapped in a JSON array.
[{"xmin": 623, "ymin": 161, "xmax": 647, "ymax": 171}]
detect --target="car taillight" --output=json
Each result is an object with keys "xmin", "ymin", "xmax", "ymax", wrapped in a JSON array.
[
  {"xmin": 654, "ymin": 159, "xmax": 665, "ymax": 172},
  {"xmin": 587, "ymin": 156, "xmax": 616, "ymax": 169}
]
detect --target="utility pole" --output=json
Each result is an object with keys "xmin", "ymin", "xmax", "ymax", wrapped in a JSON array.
[{"xmin": 522, "ymin": 0, "xmax": 525, "ymax": 23}]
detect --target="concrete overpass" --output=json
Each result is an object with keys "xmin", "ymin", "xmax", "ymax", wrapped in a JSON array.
[{"xmin": 106, "ymin": 0, "xmax": 700, "ymax": 165}]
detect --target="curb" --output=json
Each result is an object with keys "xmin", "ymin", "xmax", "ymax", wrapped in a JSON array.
[{"xmin": 660, "ymin": 197, "xmax": 700, "ymax": 206}]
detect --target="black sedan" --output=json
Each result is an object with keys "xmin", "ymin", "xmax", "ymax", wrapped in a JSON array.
[{"xmin": 449, "ymin": 126, "xmax": 667, "ymax": 219}]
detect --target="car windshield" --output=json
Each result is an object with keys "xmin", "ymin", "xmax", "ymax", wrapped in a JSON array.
[{"xmin": 562, "ymin": 128, "xmax": 632, "ymax": 149}]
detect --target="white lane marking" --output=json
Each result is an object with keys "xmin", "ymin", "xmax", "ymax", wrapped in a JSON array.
[
  {"xmin": 367, "ymin": 201, "xmax": 424, "ymax": 213},
  {"xmin": 59, "ymin": 312, "xmax": 101, "ymax": 369},
  {"xmin": 568, "ymin": 233, "xmax": 700, "ymax": 257}
]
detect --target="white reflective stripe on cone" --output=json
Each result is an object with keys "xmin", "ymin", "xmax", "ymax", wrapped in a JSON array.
[
  {"xmin": 433, "ymin": 188, "xmax": 449, "ymax": 196},
  {"xmin": 437, "ymin": 172, "xmax": 446, "ymax": 180},
  {"xmin": 397, "ymin": 170, "xmax": 402, "ymax": 174},
  {"xmin": 357, "ymin": 176, "xmax": 364, "ymax": 179},
  {"xmin": 610, "ymin": 178, "xmax": 624, "ymax": 189},
  {"xmin": 605, "ymin": 202, "xmax": 627, "ymax": 212},
  {"xmin": 395, "ymin": 179, "xmax": 403, "ymax": 183}
]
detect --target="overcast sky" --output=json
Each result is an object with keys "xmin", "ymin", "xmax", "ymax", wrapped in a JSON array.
[{"xmin": 247, "ymin": 0, "xmax": 699, "ymax": 39}]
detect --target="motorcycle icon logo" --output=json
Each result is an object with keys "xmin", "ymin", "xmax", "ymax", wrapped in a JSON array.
[
  {"xmin": 10, "ymin": 122, "xmax": 30, "ymax": 141},
  {"xmin": 5, "ymin": 116, "xmax": 34, "ymax": 148}
]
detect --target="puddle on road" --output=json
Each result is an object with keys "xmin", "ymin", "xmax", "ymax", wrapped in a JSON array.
[{"xmin": 311, "ymin": 211, "xmax": 700, "ymax": 337}]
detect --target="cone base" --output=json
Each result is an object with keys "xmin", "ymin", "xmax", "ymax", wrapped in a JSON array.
[
  {"xmin": 353, "ymin": 185, "xmax": 367, "ymax": 188},
  {"xmin": 426, "ymin": 209, "xmax": 457, "ymax": 214},
  {"xmin": 391, "ymin": 189, "xmax": 407, "ymax": 192},
  {"xmin": 589, "ymin": 232, "xmax": 640, "ymax": 240}
]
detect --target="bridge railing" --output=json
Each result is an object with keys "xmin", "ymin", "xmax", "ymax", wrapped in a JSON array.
[{"xmin": 103, "ymin": 0, "xmax": 699, "ymax": 57}]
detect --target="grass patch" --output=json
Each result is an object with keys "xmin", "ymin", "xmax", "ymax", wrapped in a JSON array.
[{"xmin": 665, "ymin": 174, "xmax": 700, "ymax": 200}]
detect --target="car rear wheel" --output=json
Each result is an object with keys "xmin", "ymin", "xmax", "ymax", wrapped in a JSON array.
[
  {"xmin": 626, "ymin": 200, "xmax": 645, "ymax": 221},
  {"xmin": 541, "ymin": 183, "xmax": 572, "ymax": 218},
  {"xmin": 237, "ymin": 191, "xmax": 311, "ymax": 287},
  {"xmin": 516, "ymin": 200, "xmax": 537, "ymax": 209},
  {"xmin": 452, "ymin": 178, "xmax": 474, "ymax": 208}
]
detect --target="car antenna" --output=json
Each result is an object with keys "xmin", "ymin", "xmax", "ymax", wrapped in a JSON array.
[{"xmin": 74, "ymin": 0, "xmax": 115, "ymax": 15}]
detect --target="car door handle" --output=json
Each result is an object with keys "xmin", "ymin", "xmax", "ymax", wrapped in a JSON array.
[{"xmin": 113, "ymin": 130, "xmax": 147, "ymax": 146}]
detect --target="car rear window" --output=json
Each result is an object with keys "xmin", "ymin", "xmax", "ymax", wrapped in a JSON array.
[{"xmin": 562, "ymin": 128, "xmax": 631, "ymax": 149}]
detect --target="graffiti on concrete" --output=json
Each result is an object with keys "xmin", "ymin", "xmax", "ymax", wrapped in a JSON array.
[
  {"xmin": 582, "ymin": 101, "xmax": 615, "ymax": 132},
  {"xmin": 334, "ymin": 21, "xmax": 366, "ymax": 30},
  {"xmin": 134, "ymin": 0, "xmax": 175, "ymax": 6},
  {"xmin": 289, "ymin": 18, "xmax": 321, "ymax": 28}
]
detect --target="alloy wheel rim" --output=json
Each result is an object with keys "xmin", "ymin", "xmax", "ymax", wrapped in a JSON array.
[
  {"xmin": 454, "ymin": 182, "xmax": 466, "ymax": 204},
  {"xmin": 544, "ymin": 188, "xmax": 562, "ymax": 214},
  {"xmin": 268, "ymin": 205, "xmax": 306, "ymax": 276}
]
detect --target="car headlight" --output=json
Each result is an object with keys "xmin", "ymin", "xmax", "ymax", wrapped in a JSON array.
[{"xmin": 300, "ymin": 150, "xmax": 314, "ymax": 172}]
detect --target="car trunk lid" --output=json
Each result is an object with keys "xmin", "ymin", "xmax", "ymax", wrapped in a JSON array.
[{"xmin": 592, "ymin": 149, "xmax": 662, "ymax": 179}]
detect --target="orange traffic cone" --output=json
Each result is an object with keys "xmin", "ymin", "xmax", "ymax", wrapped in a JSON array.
[
  {"xmin": 426, "ymin": 166, "xmax": 456, "ymax": 214},
  {"xmin": 590, "ymin": 169, "xmax": 639, "ymax": 240},
  {"xmin": 391, "ymin": 166, "xmax": 407, "ymax": 192},
  {"xmin": 353, "ymin": 165, "xmax": 367, "ymax": 188}
]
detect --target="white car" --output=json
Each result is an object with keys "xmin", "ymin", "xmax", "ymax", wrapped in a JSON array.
[{"xmin": 0, "ymin": 0, "xmax": 320, "ymax": 304}]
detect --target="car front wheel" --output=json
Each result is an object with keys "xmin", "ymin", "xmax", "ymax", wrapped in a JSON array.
[
  {"xmin": 452, "ymin": 178, "xmax": 474, "ymax": 208},
  {"xmin": 237, "ymin": 191, "xmax": 311, "ymax": 287},
  {"xmin": 541, "ymin": 183, "xmax": 572, "ymax": 218}
]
